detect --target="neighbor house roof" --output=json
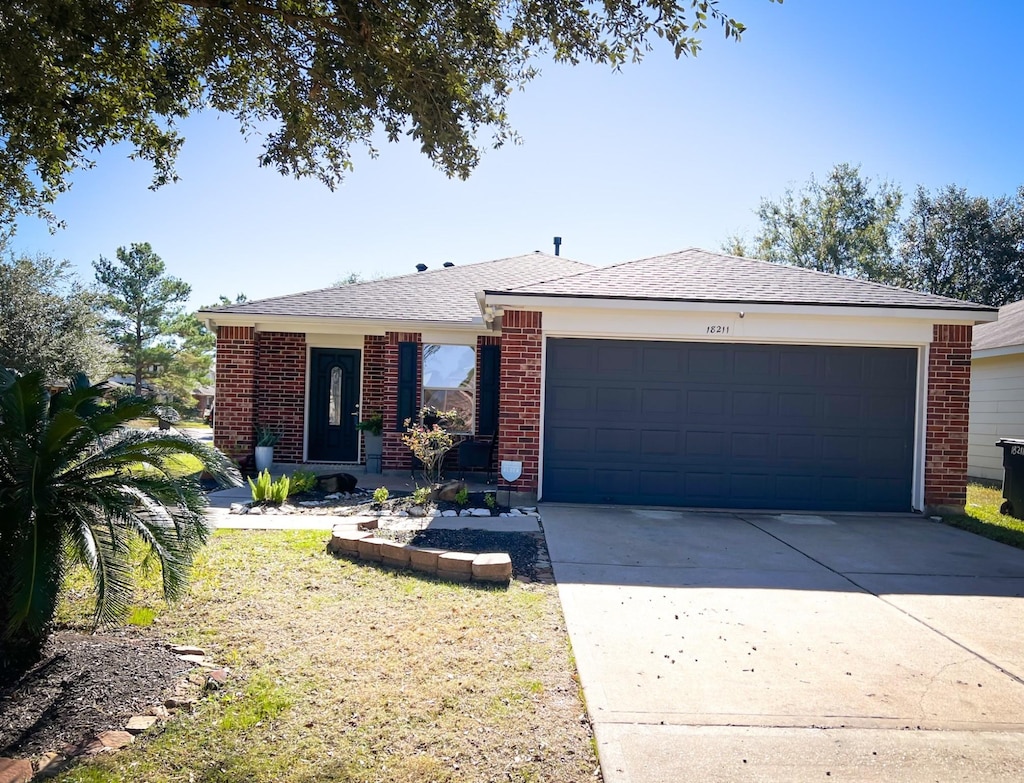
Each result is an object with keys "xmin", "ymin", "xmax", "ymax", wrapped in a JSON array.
[
  {"xmin": 489, "ymin": 248, "xmax": 996, "ymax": 313},
  {"xmin": 973, "ymin": 299, "xmax": 1024, "ymax": 354},
  {"xmin": 201, "ymin": 253, "xmax": 592, "ymax": 325}
]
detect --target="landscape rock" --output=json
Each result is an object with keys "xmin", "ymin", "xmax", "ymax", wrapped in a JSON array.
[
  {"xmin": 125, "ymin": 715, "xmax": 158, "ymax": 734},
  {"xmin": 317, "ymin": 472, "xmax": 358, "ymax": 494},
  {"xmin": 0, "ymin": 758, "xmax": 33, "ymax": 783},
  {"xmin": 164, "ymin": 697, "xmax": 195, "ymax": 711},
  {"xmin": 472, "ymin": 553, "xmax": 513, "ymax": 583},
  {"xmin": 458, "ymin": 509, "xmax": 471, "ymax": 517},
  {"xmin": 206, "ymin": 668, "xmax": 229, "ymax": 689},
  {"xmin": 169, "ymin": 645, "xmax": 205, "ymax": 656},
  {"xmin": 441, "ymin": 510, "xmax": 458, "ymax": 517},
  {"xmin": 85, "ymin": 730, "xmax": 134, "ymax": 754},
  {"xmin": 470, "ymin": 508, "xmax": 491, "ymax": 517},
  {"xmin": 247, "ymin": 506, "xmax": 264, "ymax": 515},
  {"xmin": 408, "ymin": 505, "xmax": 426, "ymax": 517},
  {"xmin": 176, "ymin": 653, "xmax": 207, "ymax": 665},
  {"xmin": 36, "ymin": 751, "xmax": 64, "ymax": 774},
  {"xmin": 433, "ymin": 480, "xmax": 466, "ymax": 503},
  {"xmin": 229, "ymin": 503, "xmax": 246, "ymax": 513}
]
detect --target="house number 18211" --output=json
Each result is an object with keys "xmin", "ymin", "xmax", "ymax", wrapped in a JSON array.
[{"xmin": 706, "ymin": 325, "xmax": 730, "ymax": 334}]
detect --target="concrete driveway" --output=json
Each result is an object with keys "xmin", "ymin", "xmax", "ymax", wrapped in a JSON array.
[{"xmin": 541, "ymin": 506, "xmax": 1024, "ymax": 782}]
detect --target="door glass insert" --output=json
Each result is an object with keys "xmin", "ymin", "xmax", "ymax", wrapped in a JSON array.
[{"xmin": 328, "ymin": 366, "xmax": 343, "ymax": 425}]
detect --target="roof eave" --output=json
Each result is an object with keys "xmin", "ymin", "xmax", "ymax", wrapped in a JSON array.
[
  {"xmin": 201, "ymin": 311, "xmax": 487, "ymax": 333},
  {"xmin": 481, "ymin": 291, "xmax": 998, "ymax": 322},
  {"xmin": 973, "ymin": 344, "xmax": 1024, "ymax": 360}
]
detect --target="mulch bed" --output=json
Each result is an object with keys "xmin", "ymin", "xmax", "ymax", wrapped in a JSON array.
[{"xmin": 0, "ymin": 632, "xmax": 188, "ymax": 758}]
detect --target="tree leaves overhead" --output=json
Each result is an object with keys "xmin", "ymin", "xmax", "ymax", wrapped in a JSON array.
[{"xmin": 0, "ymin": 0, "xmax": 775, "ymax": 227}]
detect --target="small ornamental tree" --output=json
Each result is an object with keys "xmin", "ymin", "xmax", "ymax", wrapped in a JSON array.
[{"xmin": 402, "ymin": 407, "xmax": 465, "ymax": 485}]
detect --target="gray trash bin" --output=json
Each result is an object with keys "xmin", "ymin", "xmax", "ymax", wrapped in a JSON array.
[{"xmin": 995, "ymin": 438, "xmax": 1024, "ymax": 519}]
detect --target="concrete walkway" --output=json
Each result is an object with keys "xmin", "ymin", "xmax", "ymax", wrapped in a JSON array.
[{"xmin": 541, "ymin": 505, "xmax": 1024, "ymax": 782}]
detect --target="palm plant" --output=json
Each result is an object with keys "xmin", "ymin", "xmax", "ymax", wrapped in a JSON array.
[{"xmin": 0, "ymin": 369, "xmax": 241, "ymax": 670}]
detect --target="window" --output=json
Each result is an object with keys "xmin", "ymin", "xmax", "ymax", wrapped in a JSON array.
[{"xmin": 422, "ymin": 344, "xmax": 475, "ymax": 431}]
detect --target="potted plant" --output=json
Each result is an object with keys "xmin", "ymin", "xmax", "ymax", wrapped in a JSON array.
[
  {"xmin": 254, "ymin": 425, "xmax": 280, "ymax": 472},
  {"xmin": 355, "ymin": 412, "xmax": 384, "ymax": 473}
]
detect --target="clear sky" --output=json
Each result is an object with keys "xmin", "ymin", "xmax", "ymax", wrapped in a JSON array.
[{"xmin": 11, "ymin": 0, "xmax": 1024, "ymax": 309}]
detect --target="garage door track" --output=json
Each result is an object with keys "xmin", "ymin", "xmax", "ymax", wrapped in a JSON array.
[{"xmin": 542, "ymin": 506, "xmax": 1024, "ymax": 782}]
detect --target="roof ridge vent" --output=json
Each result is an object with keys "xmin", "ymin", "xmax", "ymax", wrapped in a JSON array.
[{"xmin": 415, "ymin": 263, "xmax": 428, "ymax": 272}]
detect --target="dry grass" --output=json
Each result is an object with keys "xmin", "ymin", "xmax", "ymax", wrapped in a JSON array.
[{"xmin": 53, "ymin": 530, "xmax": 598, "ymax": 783}]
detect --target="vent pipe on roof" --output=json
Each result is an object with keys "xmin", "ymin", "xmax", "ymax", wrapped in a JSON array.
[
  {"xmin": 553, "ymin": 236, "xmax": 562, "ymax": 256},
  {"xmin": 443, "ymin": 261, "xmax": 454, "ymax": 268},
  {"xmin": 415, "ymin": 263, "xmax": 428, "ymax": 272}
]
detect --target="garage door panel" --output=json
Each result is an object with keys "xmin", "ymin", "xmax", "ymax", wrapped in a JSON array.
[
  {"xmin": 543, "ymin": 339, "xmax": 917, "ymax": 511},
  {"xmin": 732, "ymin": 391, "xmax": 772, "ymax": 417},
  {"xmin": 688, "ymin": 389, "xmax": 726, "ymax": 415},
  {"xmin": 641, "ymin": 388, "xmax": 681, "ymax": 415},
  {"xmin": 595, "ymin": 386, "xmax": 634, "ymax": 414},
  {"xmin": 597, "ymin": 344, "xmax": 637, "ymax": 373},
  {"xmin": 546, "ymin": 425, "xmax": 592, "ymax": 454},
  {"xmin": 641, "ymin": 345, "xmax": 682, "ymax": 374}
]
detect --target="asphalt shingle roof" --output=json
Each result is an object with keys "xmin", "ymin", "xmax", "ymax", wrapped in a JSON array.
[
  {"xmin": 973, "ymin": 299, "xmax": 1024, "ymax": 351},
  {"xmin": 201, "ymin": 253, "xmax": 592, "ymax": 324},
  {"xmin": 493, "ymin": 248, "xmax": 995, "ymax": 312}
]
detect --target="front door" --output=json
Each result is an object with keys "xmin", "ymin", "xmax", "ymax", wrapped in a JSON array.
[{"xmin": 308, "ymin": 348, "xmax": 360, "ymax": 462}]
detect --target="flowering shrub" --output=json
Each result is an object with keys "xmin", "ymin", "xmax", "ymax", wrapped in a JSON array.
[{"xmin": 402, "ymin": 407, "xmax": 466, "ymax": 484}]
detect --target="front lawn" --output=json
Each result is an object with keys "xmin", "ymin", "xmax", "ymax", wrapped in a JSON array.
[
  {"xmin": 50, "ymin": 530, "xmax": 598, "ymax": 782},
  {"xmin": 944, "ymin": 483, "xmax": 1024, "ymax": 549}
]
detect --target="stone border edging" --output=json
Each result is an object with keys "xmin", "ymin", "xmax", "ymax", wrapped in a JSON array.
[{"xmin": 326, "ymin": 528, "xmax": 514, "ymax": 584}]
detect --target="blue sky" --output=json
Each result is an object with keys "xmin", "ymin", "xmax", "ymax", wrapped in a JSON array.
[{"xmin": 11, "ymin": 0, "xmax": 1024, "ymax": 308}]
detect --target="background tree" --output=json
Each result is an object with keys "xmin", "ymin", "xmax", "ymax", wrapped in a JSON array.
[
  {"xmin": 94, "ymin": 242, "xmax": 193, "ymax": 396},
  {"xmin": 0, "ymin": 368, "xmax": 240, "ymax": 670},
  {"xmin": 0, "ymin": 250, "xmax": 112, "ymax": 383},
  {"xmin": 898, "ymin": 185, "xmax": 1024, "ymax": 306},
  {"xmin": 754, "ymin": 162, "xmax": 904, "ymax": 281},
  {"xmin": 0, "ymin": 0, "xmax": 773, "ymax": 228}
]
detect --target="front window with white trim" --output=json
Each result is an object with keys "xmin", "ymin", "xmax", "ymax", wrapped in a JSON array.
[{"xmin": 422, "ymin": 344, "xmax": 475, "ymax": 432}]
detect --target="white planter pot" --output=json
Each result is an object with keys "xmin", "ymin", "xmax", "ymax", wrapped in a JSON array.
[{"xmin": 254, "ymin": 446, "xmax": 274, "ymax": 473}]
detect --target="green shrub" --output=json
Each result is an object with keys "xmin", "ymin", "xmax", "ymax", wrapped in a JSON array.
[
  {"xmin": 248, "ymin": 470, "xmax": 290, "ymax": 504},
  {"xmin": 288, "ymin": 469, "xmax": 318, "ymax": 496},
  {"xmin": 411, "ymin": 485, "xmax": 431, "ymax": 506},
  {"xmin": 373, "ymin": 486, "xmax": 390, "ymax": 504},
  {"xmin": 484, "ymin": 493, "xmax": 497, "ymax": 510},
  {"xmin": 454, "ymin": 485, "xmax": 470, "ymax": 506}
]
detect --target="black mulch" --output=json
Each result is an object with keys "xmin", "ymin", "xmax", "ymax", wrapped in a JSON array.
[{"xmin": 0, "ymin": 632, "xmax": 189, "ymax": 757}]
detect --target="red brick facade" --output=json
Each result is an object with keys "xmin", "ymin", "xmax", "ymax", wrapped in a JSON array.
[
  {"xmin": 496, "ymin": 310, "xmax": 543, "ymax": 493},
  {"xmin": 924, "ymin": 323, "xmax": 973, "ymax": 511},
  {"xmin": 213, "ymin": 326, "xmax": 256, "ymax": 460},
  {"xmin": 255, "ymin": 331, "xmax": 306, "ymax": 463}
]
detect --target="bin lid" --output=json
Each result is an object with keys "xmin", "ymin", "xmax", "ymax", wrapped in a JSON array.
[{"xmin": 996, "ymin": 437, "xmax": 1024, "ymax": 446}]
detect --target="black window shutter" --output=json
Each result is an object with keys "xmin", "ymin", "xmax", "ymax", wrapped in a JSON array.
[
  {"xmin": 397, "ymin": 342, "xmax": 419, "ymax": 430},
  {"xmin": 478, "ymin": 343, "xmax": 501, "ymax": 436}
]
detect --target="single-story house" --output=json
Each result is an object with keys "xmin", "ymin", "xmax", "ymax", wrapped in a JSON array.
[
  {"xmin": 969, "ymin": 299, "xmax": 1024, "ymax": 481},
  {"xmin": 199, "ymin": 248, "xmax": 996, "ymax": 513}
]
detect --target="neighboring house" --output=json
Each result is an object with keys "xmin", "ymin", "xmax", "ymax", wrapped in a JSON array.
[
  {"xmin": 192, "ymin": 383, "xmax": 215, "ymax": 416},
  {"xmin": 969, "ymin": 299, "xmax": 1024, "ymax": 481},
  {"xmin": 199, "ymin": 248, "xmax": 996, "ymax": 513}
]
